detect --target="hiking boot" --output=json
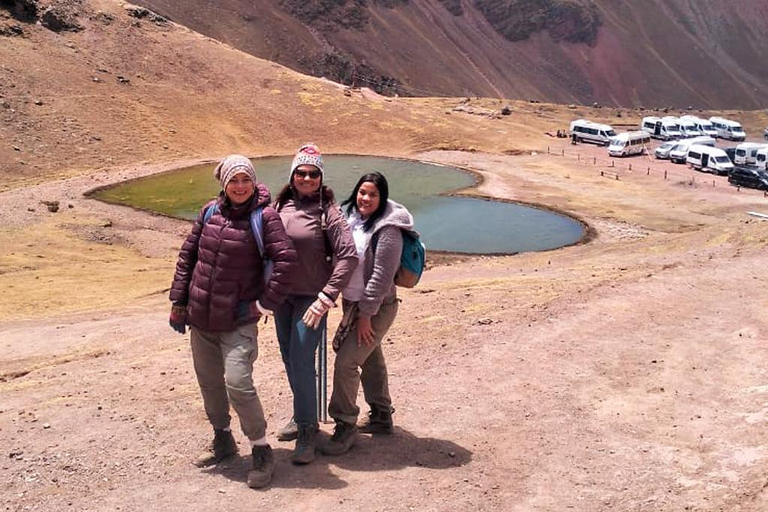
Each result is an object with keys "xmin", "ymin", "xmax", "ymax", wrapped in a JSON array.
[
  {"xmin": 291, "ymin": 424, "xmax": 318, "ymax": 465},
  {"xmin": 193, "ymin": 428, "xmax": 238, "ymax": 468},
  {"xmin": 319, "ymin": 421, "xmax": 357, "ymax": 456},
  {"xmin": 277, "ymin": 417, "xmax": 298, "ymax": 442},
  {"xmin": 358, "ymin": 405, "xmax": 395, "ymax": 435},
  {"xmin": 247, "ymin": 444, "xmax": 275, "ymax": 489}
]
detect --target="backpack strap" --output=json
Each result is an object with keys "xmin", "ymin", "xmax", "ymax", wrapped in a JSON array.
[
  {"xmin": 249, "ymin": 207, "xmax": 266, "ymax": 258},
  {"xmin": 202, "ymin": 202, "xmax": 219, "ymax": 224}
]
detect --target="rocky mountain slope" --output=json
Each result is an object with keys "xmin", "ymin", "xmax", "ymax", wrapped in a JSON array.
[{"xmin": 128, "ymin": 0, "xmax": 768, "ymax": 109}]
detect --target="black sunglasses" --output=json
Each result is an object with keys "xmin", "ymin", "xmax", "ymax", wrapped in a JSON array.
[{"xmin": 294, "ymin": 170, "xmax": 321, "ymax": 179}]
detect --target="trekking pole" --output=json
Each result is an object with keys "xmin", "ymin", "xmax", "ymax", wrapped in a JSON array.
[{"xmin": 317, "ymin": 325, "xmax": 328, "ymax": 423}]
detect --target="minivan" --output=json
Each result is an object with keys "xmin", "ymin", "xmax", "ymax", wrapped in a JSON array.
[
  {"xmin": 654, "ymin": 141, "xmax": 677, "ymax": 160},
  {"xmin": 734, "ymin": 142, "xmax": 767, "ymax": 166},
  {"xmin": 755, "ymin": 147, "xmax": 768, "ymax": 171},
  {"xmin": 680, "ymin": 116, "xmax": 718, "ymax": 138},
  {"xmin": 570, "ymin": 119, "xmax": 616, "ymax": 146},
  {"xmin": 640, "ymin": 116, "xmax": 682, "ymax": 140},
  {"xmin": 709, "ymin": 117, "xmax": 747, "ymax": 141},
  {"xmin": 607, "ymin": 131, "xmax": 651, "ymax": 157},
  {"xmin": 687, "ymin": 145, "xmax": 734, "ymax": 175},
  {"xmin": 668, "ymin": 136, "xmax": 716, "ymax": 164}
]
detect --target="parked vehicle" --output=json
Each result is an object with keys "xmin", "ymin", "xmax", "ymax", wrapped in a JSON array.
[
  {"xmin": 569, "ymin": 119, "xmax": 616, "ymax": 146},
  {"xmin": 755, "ymin": 147, "xmax": 768, "ymax": 171},
  {"xmin": 686, "ymin": 145, "xmax": 734, "ymax": 175},
  {"xmin": 677, "ymin": 117, "xmax": 702, "ymax": 137},
  {"xmin": 668, "ymin": 136, "xmax": 716, "ymax": 164},
  {"xmin": 709, "ymin": 116, "xmax": 746, "ymax": 141},
  {"xmin": 725, "ymin": 147, "xmax": 737, "ymax": 163},
  {"xmin": 607, "ymin": 131, "xmax": 651, "ymax": 157},
  {"xmin": 640, "ymin": 116, "xmax": 682, "ymax": 140},
  {"xmin": 654, "ymin": 141, "xmax": 677, "ymax": 160},
  {"xmin": 680, "ymin": 115, "xmax": 718, "ymax": 138},
  {"xmin": 728, "ymin": 167, "xmax": 768, "ymax": 191},
  {"xmin": 733, "ymin": 142, "xmax": 768, "ymax": 166},
  {"xmin": 763, "ymin": 127, "xmax": 768, "ymax": 141}
]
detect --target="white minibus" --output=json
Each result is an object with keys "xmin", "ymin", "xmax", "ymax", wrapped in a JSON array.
[
  {"xmin": 570, "ymin": 119, "xmax": 616, "ymax": 146},
  {"xmin": 686, "ymin": 145, "xmax": 734, "ymax": 175},
  {"xmin": 709, "ymin": 117, "xmax": 746, "ymax": 141},
  {"xmin": 607, "ymin": 131, "xmax": 651, "ymax": 157}
]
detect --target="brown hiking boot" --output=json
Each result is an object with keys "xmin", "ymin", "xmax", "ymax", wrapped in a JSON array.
[
  {"xmin": 358, "ymin": 405, "xmax": 394, "ymax": 435},
  {"xmin": 247, "ymin": 445, "xmax": 275, "ymax": 489},
  {"xmin": 291, "ymin": 424, "xmax": 318, "ymax": 465},
  {"xmin": 277, "ymin": 417, "xmax": 298, "ymax": 442},
  {"xmin": 193, "ymin": 429, "xmax": 238, "ymax": 468},
  {"xmin": 319, "ymin": 421, "xmax": 357, "ymax": 456}
]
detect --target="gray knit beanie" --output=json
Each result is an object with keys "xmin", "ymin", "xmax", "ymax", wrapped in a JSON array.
[
  {"xmin": 289, "ymin": 143, "xmax": 324, "ymax": 182},
  {"xmin": 213, "ymin": 154, "xmax": 257, "ymax": 190}
]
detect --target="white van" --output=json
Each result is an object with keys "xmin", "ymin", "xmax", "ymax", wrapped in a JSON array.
[
  {"xmin": 668, "ymin": 137, "xmax": 716, "ymax": 164},
  {"xmin": 680, "ymin": 115, "xmax": 718, "ymax": 138},
  {"xmin": 709, "ymin": 117, "xmax": 746, "ymax": 141},
  {"xmin": 677, "ymin": 117, "xmax": 702, "ymax": 138},
  {"xmin": 570, "ymin": 119, "xmax": 616, "ymax": 146},
  {"xmin": 607, "ymin": 131, "xmax": 651, "ymax": 157},
  {"xmin": 640, "ymin": 116, "xmax": 682, "ymax": 140},
  {"xmin": 686, "ymin": 145, "xmax": 734, "ymax": 175},
  {"xmin": 755, "ymin": 147, "xmax": 768, "ymax": 171},
  {"xmin": 733, "ymin": 142, "xmax": 767, "ymax": 165}
]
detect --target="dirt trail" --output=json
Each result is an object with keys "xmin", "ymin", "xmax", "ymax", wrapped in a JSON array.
[{"xmin": 3, "ymin": 146, "xmax": 768, "ymax": 511}]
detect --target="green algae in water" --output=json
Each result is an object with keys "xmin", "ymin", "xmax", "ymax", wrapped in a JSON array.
[{"xmin": 93, "ymin": 155, "xmax": 584, "ymax": 254}]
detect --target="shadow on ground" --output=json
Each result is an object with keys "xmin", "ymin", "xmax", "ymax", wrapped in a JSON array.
[{"xmin": 203, "ymin": 427, "xmax": 471, "ymax": 489}]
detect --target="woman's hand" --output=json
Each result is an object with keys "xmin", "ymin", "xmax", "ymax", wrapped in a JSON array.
[{"xmin": 357, "ymin": 315, "xmax": 376, "ymax": 347}]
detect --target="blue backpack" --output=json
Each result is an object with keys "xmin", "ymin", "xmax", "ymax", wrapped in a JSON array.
[
  {"xmin": 395, "ymin": 230, "xmax": 426, "ymax": 288},
  {"xmin": 203, "ymin": 203, "xmax": 273, "ymax": 283}
]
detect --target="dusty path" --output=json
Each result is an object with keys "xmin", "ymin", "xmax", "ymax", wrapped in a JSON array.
[{"xmin": 2, "ymin": 147, "xmax": 768, "ymax": 511}]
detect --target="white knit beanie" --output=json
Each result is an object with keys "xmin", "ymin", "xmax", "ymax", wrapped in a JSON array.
[
  {"xmin": 213, "ymin": 155, "xmax": 257, "ymax": 189},
  {"xmin": 289, "ymin": 143, "xmax": 324, "ymax": 182}
]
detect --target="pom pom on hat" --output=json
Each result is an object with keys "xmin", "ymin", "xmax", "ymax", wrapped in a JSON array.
[
  {"xmin": 289, "ymin": 143, "xmax": 324, "ymax": 182},
  {"xmin": 214, "ymin": 154, "xmax": 257, "ymax": 190}
]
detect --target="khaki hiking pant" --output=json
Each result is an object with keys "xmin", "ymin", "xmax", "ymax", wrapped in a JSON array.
[
  {"xmin": 190, "ymin": 323, "xmax": 267, "ymax": 441},
  {"xmin": 329, "ymin": 299, "xmax": 399, "ymax": 425}
]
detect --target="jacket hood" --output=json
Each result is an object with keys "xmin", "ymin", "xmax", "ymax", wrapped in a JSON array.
[{"xmin": 370, "ymin": 199, "xmax": 415, "ymax": 235}]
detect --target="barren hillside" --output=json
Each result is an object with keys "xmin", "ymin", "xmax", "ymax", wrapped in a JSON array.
[{"xmin": 128, "ymin": 0, "xmax": 768, "ymax": 109}]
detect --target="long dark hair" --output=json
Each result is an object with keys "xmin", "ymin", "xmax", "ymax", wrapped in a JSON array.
[{"xmin": 342, "ymin": 172, "xmax": 389, "ymax": 231}]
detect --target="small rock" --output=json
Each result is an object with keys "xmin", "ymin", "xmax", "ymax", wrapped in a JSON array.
[
  {"xmin": 34, "ymin": 100, "xmax": 43, "ymax": 106},
  {"xmin": 43, "ymin": 423, "xmax": 51, "ymax": 429}
]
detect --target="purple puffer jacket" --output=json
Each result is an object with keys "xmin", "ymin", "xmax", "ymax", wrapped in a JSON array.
[{"xmin": 170, "ymin": 183, "xmax": 297, "ymax": 332}]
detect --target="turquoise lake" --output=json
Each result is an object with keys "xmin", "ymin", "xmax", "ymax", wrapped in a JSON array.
[{"xmin": 92, "ymin": 155, "xmax": 585, "ymax": 254}]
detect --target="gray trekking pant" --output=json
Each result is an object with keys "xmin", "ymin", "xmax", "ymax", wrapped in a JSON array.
[
  {"xmin": 190, "ymin": 323, "xmax": 267, "ymax": 441},
  {"xmin": 328, "ymin": 299, "xmax": 399, "ymax": 425}
]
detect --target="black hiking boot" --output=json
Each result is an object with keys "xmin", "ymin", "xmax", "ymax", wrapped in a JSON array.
[
  {"xmin": 291, "ymin": 424, "xmax": 318, "ymax": 465},
  {"xmin": 277, "ymin": 417, "xmax": 298, "ymax": 442},
  {"xmin": 193, "ymin": 428, "xmax": 238, "ymax": 468},
  {"xmin": 319, "ymin": 421, "xmax": 357, "ymax": 456},
  {"xmin": 247, "ymin": 444, "xmax": 275, "ymax": 489},
  {"xmin": 358, "ymin": 405, "xmax": 395, "ymax": 435}
]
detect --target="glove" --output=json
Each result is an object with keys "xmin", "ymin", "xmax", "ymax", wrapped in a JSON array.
[
  {"xmin": 301, "ymin": 292, "xmax": 335, "ymax": 330},
  {"xmin": 169, "ymin": 303, "xmax": 187, "ymax": 334}
]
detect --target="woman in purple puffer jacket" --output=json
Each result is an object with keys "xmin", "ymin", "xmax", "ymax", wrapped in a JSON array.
[{"xmin": 169, "ymin": 155, "xmax": 297, "ymax": 489}]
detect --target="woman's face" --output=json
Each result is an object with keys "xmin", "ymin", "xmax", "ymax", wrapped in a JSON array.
[
  {"xmin": 292, "ymin": 164, "xmax": 322, "ymax": 197},
  {"xmin": 225, "ymin": 173, "xmax": 255, "ymax": 205},
  {"xmin": 356, "ymin": 181, "xmax": 381, "ymax": 219}
]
